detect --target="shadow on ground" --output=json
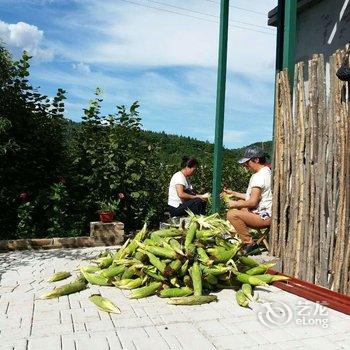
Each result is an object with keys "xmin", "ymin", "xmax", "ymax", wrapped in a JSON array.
[{"xmin": 0, "ymin": 246, "xmax": 117, "ymax": 279}]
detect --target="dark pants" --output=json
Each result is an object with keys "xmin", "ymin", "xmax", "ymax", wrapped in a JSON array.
[{"xmin": 168, "ymin": 198, "xmax": 207, "ymax": 217}]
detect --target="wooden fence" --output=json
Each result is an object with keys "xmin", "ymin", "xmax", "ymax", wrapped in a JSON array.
[{"xmin": 271, "ymin": 45, "xmax": 350, "ymax": 295}]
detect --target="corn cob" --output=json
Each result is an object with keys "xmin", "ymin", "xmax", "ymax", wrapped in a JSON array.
[
  {"xmin": 113, "ymin": 258, "xmax": 137, "ymax": 266},
  {"xmin": 168, "ymin": 295, "xmax": 217, "ymax": 305},
  {"xmin": 234, "ymin": 273, "xmax": 269, "ymax": 287},
  {"xmin": 245, "ymin": 263, "xmax": 275, "ymax": 276},
  {"xmin": 164, "ymin": 259, "xmax": 182, "ymax": 277},
  {"xmin": 160, "ymin": 239, "xmax": 179, "ymax": 252},
  {"xmin": 113, "ymin": 238, "xmax": 131, "ymax": 260},
  {"xmin": 207, "ymin": 246, "xmax": 240, "ymax": 263},
  {"xmin": 142, "ymin": 238, "xmax": 157, "ymax": 246},
  {"xmin": 235, "ymin": 290, "xmax": 249, "ymax": 307},
  {"xmin": 150, "ymin": 228, "xmax": 182, "ymax": 238},
  {"xmin": 100, "ymin": 265, "xmax": 126, "ymax": 278},
  {"xmin": 41, "ymin": 281, "xmax": 87, "ymax": 299},
  {"xmin": 124, "ymin": 223, "xmax": 147, "ymax": 256},
  {"xmin": 96, "ymin": 255, "xmax": 113, "ymax": 269},
  {"xmin": 81, "ymin": 271, "xmax": 110, "ymax": 286},
  {"xmin": 183, "ymin": 275, "xmax": 193, "ymax": 288},
  {"xmin": 74, "ymin": 273, "xmax": 87, "ymax": 284},
  {"xmin": 149, "ymin": 234, "xmax": 164, "ymax": 244},
  {"xmin": 143, "ymin": 267, "xmax": 166, "ymax": 281},
  {"xmin": 89, "ymin": 294, "xmax": 120, "ymax": 313},
  {"xmin": 137, "ymin": 242, "xmax": 178, "ymax": 259},
  {"xmin": 239, "ymin": 256, "xmax": 259, "ymax": 268},
  {"xmin": 80, "ymin": 265, "xmax": 101, "ymax": 273},
  {"xmin": 197, "ymin": 247, "xmax": 214, "ymax": 266},
  {"xmin": 169, "ymin": 239, "xmax": 184, "ymax": 255},
  {"xmin": 47, "ymin": 271, "xmax": 71, "ymax": 282},
  {"xmin": 128, "ymin": 282, "xmax": 162, "ymax": 299},
  {"xmin": 201, "ymin": 266, "xmax": 230, "ymax": 276},
  {"xmin": 141, "ymin": 250, "xmax": 166, "ymax": 274},
  {"xmin": 134, "ymin": 251, "xmax": 146, "ymax": 261},
  {"xmin": 241, "ymin": 283, "xmax": 254, "ymax": 302},
  {"xmin": 189, "ymin": 261, "xmax": 202, "ymax": 296},
  {"xmin": 215, "ymin": 237, "xmax": 237, "ymax": 250},
  {"xmin": 185, "ymin": 222, "xmax": 198, "ymax": 249},
  {"xmin": 185, "ymin": 243, "xmax": 197, "ymax": 257},
  {"xmin": 179, "ymin": 260, "xmax": 189, "ymax": 277},
  {"xmin": 169, "ymin": 259, "xmax": 182, "ymax": 271},
  {"xmin": 113, "ymin": 278, "xmax": 143, "ymax": 289},
  {"xmin": 221, "ymin": 193, "xmax": 232, "ymax": 206},
  {"xmin": 121, "ymin": 267, "xmax": 138, "ymax": 280},
  {"xmin": 160, "ymin": 287, "xmax": 193, "ymax": 298},
  {"xmin": 196, "ymin": 229, "xmax": 217, "ymax": 239},
  {"xmin": 253, "ymin": 274, "xmax": 290, "ymax": 283},
  {"xmin": 203, "ymin": 273, "xmax": 218, "ymax": 285}
]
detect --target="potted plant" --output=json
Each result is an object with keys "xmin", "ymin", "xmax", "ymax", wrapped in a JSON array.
[{"xmin": 97, "ymin": 199, "xmax": 119, "ymax": 223}]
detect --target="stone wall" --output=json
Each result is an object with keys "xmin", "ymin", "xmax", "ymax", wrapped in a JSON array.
[{"xmin": 0, "ymin": 221, "xmax": 124, "ymax": 251}]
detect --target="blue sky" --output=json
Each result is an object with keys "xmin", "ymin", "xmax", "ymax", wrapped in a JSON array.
[{"xmin": 0, "ymin": 0, "xmax": 277, "ymax": 148}]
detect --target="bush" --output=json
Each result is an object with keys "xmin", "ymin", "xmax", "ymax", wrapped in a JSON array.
[
  {"xmin": 0, "ymin": 48, "xmax": 68, "ymax": 239},
  {"xmin": 0, "ymin": 45, "xmax": 250, "ymax": 239}
]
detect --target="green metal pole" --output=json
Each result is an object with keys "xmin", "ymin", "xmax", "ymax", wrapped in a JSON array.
[
  {"xmin": 275, "ymin": 0, "xmax": 285, "ymax": 73},
  {"xmin": 282, "ymin": 0, "xmax": 297, "ymax": 87},
  {"xmin": 271, "ymin": 0, "xmax": 285, "ymax": 178},
  {"xmin": 212, "ymin": 0, "xmax": 229, "ymax": 213}
]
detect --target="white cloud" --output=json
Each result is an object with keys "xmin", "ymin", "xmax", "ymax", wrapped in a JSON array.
[
  {"xmin": 52, "ymin": 0, "xmax": 277, "ymax": 79},
  {"xmin": 0, "ymin": 20, "xmax": 53, "ymax": 61},
  {"xmin": 72, "ymin": 62, "xmax": 91, "ymax": 74},
  {"xmin": 2, "ymin": 0, "xmax": 277, "ymax": 147}
]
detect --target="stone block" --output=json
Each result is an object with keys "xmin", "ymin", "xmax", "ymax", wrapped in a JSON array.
[
  {"xmin": 29, "ymin": 238, "xmax": 53, "ymax": 248},
  {"xmin": 75, "ymin": 236, "xmax": 94, "ymax": 247},
  {"xmin": 90, "ymin": 221, "xmax": 124, "ymax": 242}
]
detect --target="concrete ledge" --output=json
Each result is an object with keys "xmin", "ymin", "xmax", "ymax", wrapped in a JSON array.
[
  {"xmin": 0, "ymin": 231, "xmax": 124, "ymax": 252},
  {"xmin": 90, "ymin": 221, "xmax": 124, "ymax": 238}
]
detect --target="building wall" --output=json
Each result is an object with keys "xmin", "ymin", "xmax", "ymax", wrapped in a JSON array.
[{"xmin": 295, "ymin": 0, "xmax": 350, "ymax": 64}]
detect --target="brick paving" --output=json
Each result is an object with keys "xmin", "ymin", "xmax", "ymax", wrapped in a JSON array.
[{"xmin": 0, "ymin": 246, "xmax": 349, "ymax": 350}]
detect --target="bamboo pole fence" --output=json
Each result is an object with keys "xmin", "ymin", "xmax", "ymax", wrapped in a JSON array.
[{"xmin": 271, "ymin": 45, "xmax": 350, "ymax": 295}]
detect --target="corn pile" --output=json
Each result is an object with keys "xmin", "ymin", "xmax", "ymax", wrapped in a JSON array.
[{"xmin": 42, "ymin": 213, "xmax": 289, "ymax": 311}]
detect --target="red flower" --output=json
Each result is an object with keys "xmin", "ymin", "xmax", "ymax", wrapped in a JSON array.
[
  {"xmin": 117, "ymin": 192, "xmax": 125, "ymax": 199},
  {"xmin": 19, "ymin": 192, "xmax": 28, "ymax": 201}
]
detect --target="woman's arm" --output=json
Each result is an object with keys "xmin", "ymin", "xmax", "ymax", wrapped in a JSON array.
[
  {"xmin": 228, "ymin": 187, "xmax": 261, "ymax": 209},
  {"xmin": 176, "ymin": 184, "xmax": 204, "ymax": 200},
  {"xmin": 223, "ymin": 188, "xmax": 246, "ymax": 200}
]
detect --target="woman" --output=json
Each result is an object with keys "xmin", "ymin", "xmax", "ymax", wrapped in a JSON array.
[
  {"xmin": 224, "ymin": 146, "xmax": 272, "ymax": 254},
  {"xmin": 168, "ymin": 156, "xmax": 208, "ymax": 217}
]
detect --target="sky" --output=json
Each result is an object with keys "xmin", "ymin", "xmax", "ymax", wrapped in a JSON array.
[{"xmin": 0, "ymin": 0, "xmax": 277, "ymax": 148}]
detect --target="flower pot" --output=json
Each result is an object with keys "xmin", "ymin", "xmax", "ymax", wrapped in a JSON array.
[{"xmin": 99, "ymin": 212, "xmax": 115, "ymax": 223}]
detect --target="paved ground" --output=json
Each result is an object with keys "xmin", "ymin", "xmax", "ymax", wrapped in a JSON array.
[{"xmin": 0, "ymin": 246, "xmax": 349, "ymax": 350}]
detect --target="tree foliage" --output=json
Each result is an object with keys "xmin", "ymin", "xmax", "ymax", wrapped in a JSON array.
[
  {"xmin": 0, "ymin": 45, "xmax": 270, "ymax": 239},
  {"xmin": 0, "ymin": 48, "xmax": 67, "ymax": 237}
]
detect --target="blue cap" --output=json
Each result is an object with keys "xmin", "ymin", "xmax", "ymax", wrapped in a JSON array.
[{"xmin": 238, "ymin": 146, "xmax": 266, "ymax": 164}]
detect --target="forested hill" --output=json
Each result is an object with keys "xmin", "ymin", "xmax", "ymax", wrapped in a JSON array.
[
  {"xmin": 140, "ymin": 130, "xmax": 273, "ymax": 164},
  {"xmin": 63, "ymin": 120, "xmax": 272, "ymax": 164}
]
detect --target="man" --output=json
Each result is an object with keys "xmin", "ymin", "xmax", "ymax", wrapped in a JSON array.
[{"xmin": 224, "ymin": 146, "xmax": 272, "ymax": 254}]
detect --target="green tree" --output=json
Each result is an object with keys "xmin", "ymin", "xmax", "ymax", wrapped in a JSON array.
[
  {"xmin": 69, "ymin": 91, "xmax": 162, "ymax": 230},
  {"xmin": 0, "ymin": 47, "xmax": 67, "ymax": 237}
]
